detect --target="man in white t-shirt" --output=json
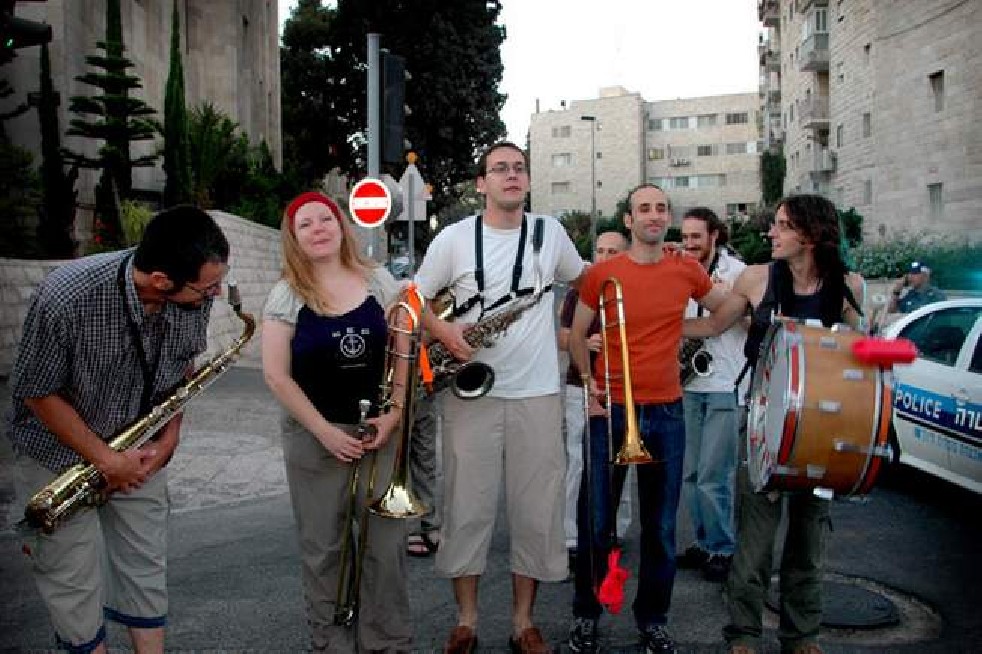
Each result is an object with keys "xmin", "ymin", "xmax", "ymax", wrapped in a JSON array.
[
  {"xmin": 415, "ymin": 141, "xmax": 586, "ymax": 654},
  {"xmin": 678, "ymin": 208, "xmax": 748, "ymax": 583}
]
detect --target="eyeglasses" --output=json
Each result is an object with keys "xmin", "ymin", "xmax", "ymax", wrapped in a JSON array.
[
  {"xmin": 486, "ymin": 162, "xmax": 528, "ymax": 175},
  {"xmin": 183, "ymin": 279, "xmax": 224, "ymax": 299}
]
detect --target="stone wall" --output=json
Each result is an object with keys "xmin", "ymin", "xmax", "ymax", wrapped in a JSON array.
[{"xmin": 0, "ymin": 211, "xmax": 282, "ymax": 378}]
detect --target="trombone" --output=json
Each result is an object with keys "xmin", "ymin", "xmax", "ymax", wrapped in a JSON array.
[
  {"xmin": 598, "ymin": 277, "xmax": 655, "ymax": 466},
  {"xmin": 333, "ymin": 288, "xmax": 428, "ymax": 627}
]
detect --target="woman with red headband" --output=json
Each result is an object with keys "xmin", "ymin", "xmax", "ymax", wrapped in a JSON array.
[{"xmin": 261, "ymin": 191, "xmax": 412, "ymax": 652}]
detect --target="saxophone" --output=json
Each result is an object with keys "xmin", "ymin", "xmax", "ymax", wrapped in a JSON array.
[
  {"xmin": 427, "ymin": 263, "xmax": 545, "ymax": 399},
  {"xmin": 679, "ymin": 338, "xmax": 713, "ymax": 386},
  {"xmin": 21, "ymin": 283, "xmax": 257, "ymax": 534}
]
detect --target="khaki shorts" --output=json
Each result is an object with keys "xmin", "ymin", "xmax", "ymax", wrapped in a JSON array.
[
  {"xmin": 15, "ymin": 454, "xmax": 170, "ymax": 648},
  {"xmin": 434, "ymin": 394, "xmax": 567, "ymax": 581}
]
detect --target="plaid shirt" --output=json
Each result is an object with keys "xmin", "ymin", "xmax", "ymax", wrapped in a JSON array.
[{"xmin": 6, "ymin": 249, "xmax": 211, "ymax": 473}]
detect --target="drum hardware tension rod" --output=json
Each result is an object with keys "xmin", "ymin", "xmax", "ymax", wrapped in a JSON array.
[
  {"xmin": 842, "ymin": 369, "xmax": 865, "ymax": 381},
  {"xmin": 812, "ymin": 487, "xmax": 835, "ymax": 500},
  {"xmin": 833, "ymin": 441, "xmax": 894, "ymax": 458},
  {"xmin": 819, "ymin": 336, "xmax": 839, "ymax": 349},
  {"xmin": 817, "ymin": 400, "xmax": 842, "ymax": 413}
]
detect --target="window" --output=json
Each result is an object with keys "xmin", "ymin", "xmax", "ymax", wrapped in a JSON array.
[
  {"xmin": 596, "ymin": 181, "xmax": 602, "ymax": 188},
  {"xmin": 648, "ymin": 176, "xmax": 670, "ymax": 188},
  {"xmin": 928, "ymin": 182, "xmax": 943, "ymax": 219},
  {"xmin": 550, "ymin": 182, "xmax": 570, "ymax": 195},
  {"xmin": 836, "ymin": 124, "xmax": 844, "ymax": 148},
  {"xmin": 929, "ymin": 71, "xmax": 944, "ymax": 112},
  {"xmin": 648, "ymin": 147, "xmax": 665, "ymax": 160},
  {"xmin": 864, "ymin": 43, "xmax": 871, "ymax": 65},
  {"xmin": 694, "ymin": 174, "xmax": 726, "ymax": 188},
  {"xmin": 551, "ymin": 153, "xmax": 572, "ymax": 167},
  {"xmin": 726, "ymin": 142, "xmax": 748, "ymax": 155},
  {"xmin": 674, "ymin": 176, "xmax": 690, "ymax": 188},
  {"xmin": 789, "ymin": 103, "xmax": 794, "ymax": 123},
  {"xmin": 725, "ymin": 112, "xmax": 749, "ymax": 125},
  {"xmin": 551, "ymin": 125, "xmax": 572, "ymax": 138},
  {"xmin": 669, "ymin": 116, "xmax": 690, "ymax": 130},
  {"xmin": 899, "ymin": 307, "xmax": 981, "ymax": 366},
  {"xmin": 648, "ymin": 118, "xmax": 663, "ymax": 130},
  {"xmin": 863, "ymin": 179, "xmax": 873, "ymax": 205},
  {"xmin": 596, "ymin": 152, "xmax": 603, "ymax": 159},
  {"xmin": 970, "ymin": 338, "xmax": 982, "ymax": 374},
  {"xmin": 862, "ymin": 112, "xmax": 872, "ymax": 138},
  {"xmin": 669, "ymin": 145, "xmax": 692, "ymax": 158},
  {"xmin": 697, "ymin": 144, "xmax": 718, "ymax": 157},
  {"xmin": 697, "ymin": 114, "xmax": 718, "ymax": 128}
]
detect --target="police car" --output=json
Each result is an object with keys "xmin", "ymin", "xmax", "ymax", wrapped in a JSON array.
[{"xmin": 883, "ymin": 299, "xmax": 982, "ymax": 493}]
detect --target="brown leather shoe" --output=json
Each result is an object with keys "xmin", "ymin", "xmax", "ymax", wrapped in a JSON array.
[
  {"xmin": 509, "ymin": 626, "xmax": 550, "ymax": 654},
  {"xmin": 444, "ymin": 625, "xmax": 478, "ymax": 654}
]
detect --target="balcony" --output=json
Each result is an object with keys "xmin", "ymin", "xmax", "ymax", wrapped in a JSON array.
[
  {"xmin": 767, "ymin": 87, "xmax": 781, "ymax": 105},
  {"xmin": 758, "ymin": 0, "xmax": 779, "ymax": 27},
  {"xmin": 800, "ymin": 95, "xmax": 830, "ymax": 130},
  {"xmin": 808, "ymin": 147, "xmax": 837, "ymax": 177},
  {"xmin": 763, "ymin": 49, "xmax": 781, "ymax": 72},
  {"xmin": 800, "ymin": 33, "xmax": 829, "ymax": 72},
  {"xmin": 798, "ymin": 0, "xmax": 829, "ymax": 12}
]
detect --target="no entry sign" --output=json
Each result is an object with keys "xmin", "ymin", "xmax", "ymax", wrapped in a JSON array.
[{"xmin": 349, "ymin": 178, "xmax": 392, "ymax": 228}]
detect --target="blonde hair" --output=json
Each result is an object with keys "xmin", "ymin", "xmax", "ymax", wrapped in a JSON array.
[{"xmin": 280, "ymin": 192, "xmax": 372, "ymax": 315}]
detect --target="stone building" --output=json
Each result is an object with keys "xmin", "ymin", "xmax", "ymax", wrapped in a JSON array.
[
  {"xmin": 759, "ymin": 0, "xmax": 981, "ymax": 238},
  {"xmin": 2, "ymin": 0, "xmax": 281, "ymax": 242},
  {"xmin": 528, "ymin": 86, "xmax": 762, "ymax": 224}
]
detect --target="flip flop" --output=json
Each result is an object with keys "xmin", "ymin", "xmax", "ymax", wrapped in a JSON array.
[
  {"xmin": 407, "ymin": 534, "xmax": 432, "ymax": 557},
  {"xmin": 407, "ymin": 532, "xmax": 440, "ymax": 557}
]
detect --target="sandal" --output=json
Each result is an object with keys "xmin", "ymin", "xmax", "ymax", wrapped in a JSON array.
[{"xmin": 407, "ymin": 531, "xmax": 440, "ymax": 557}]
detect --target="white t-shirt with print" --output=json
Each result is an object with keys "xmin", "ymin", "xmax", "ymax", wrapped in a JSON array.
[
  {"xmin": 415, "ymin": 214, "xmax": 586, "ymax": 399},
  {"xmin": 684, "ymin": 247, "xmax": 750, "ymax": 399}
]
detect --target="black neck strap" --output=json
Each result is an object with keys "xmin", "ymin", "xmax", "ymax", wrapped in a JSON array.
[
  {"xmin": 695, "ymin": 249, "xmax": 721, "ymax": 318},
  {"xmin": 454, "ymin": 214, "xmax": 550, "ymax": 319},
  {"xmin": 117, "ymin": 254, "xmax": 161, "ymax": 414}
]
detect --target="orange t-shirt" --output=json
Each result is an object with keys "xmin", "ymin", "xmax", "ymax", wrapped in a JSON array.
[{"xmin": 578, "ymin": 252, "xmax": 713, "ymax": 403}]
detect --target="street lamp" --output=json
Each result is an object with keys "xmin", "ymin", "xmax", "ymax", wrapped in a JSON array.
[{"xmin": 580, "ymin": 115, "xmax": 598, "ymax": 257}]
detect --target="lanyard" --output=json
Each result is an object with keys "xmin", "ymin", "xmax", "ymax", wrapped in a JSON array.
[{"xmin": 116, "ymin": 254, "xmax": 162, "ymax": 414}]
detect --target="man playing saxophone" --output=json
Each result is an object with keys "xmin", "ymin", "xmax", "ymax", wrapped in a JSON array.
[
  {"xmin": 415, "ymin": 141, "xmax": 585, "ymax": 653},
  {"xmin": 7, "ymin": 206, "xmax": 230, "ymax": 654},
  {"xmin": 567, "ymin": 184, "xmax": 713, "ymax": 654},
  {"xmin": 677, "ymin": 208, "xmax": 748, "ymax": 583}
]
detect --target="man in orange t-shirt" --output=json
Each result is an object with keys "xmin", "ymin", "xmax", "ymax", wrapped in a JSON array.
[{"xmin": 567, "ymin": 184, "xmax": 712, "ymax": 654}]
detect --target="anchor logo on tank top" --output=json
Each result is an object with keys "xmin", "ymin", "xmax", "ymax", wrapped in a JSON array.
[{"xmin": 336, "ymin": 327, "xmax": 368, "ymax": 359}]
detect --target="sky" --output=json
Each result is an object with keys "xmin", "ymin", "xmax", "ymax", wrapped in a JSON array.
[{"xmin": 277, "ymin": 0, "xmax": 762, "ymax": 142}]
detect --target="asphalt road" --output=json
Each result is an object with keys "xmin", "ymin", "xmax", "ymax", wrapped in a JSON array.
[{"xmin": 2, "ymin": 366, "xmax": 981, "ymax": 653}]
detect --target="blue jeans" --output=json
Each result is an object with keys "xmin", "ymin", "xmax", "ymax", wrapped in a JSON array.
[
  {"xmin": 572, "ymin": 400, "xmax": 685, "ymax": 629},
  {"xmin": 682, "ymin": 391, "xmax": 739, "ymax": 556}
]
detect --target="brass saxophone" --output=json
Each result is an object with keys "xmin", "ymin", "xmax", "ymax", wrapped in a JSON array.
[
  {"xmin": 21, "ymin": 283, "xmax": 257, "ymax": 534},
  {"xmin": 679, "ymin": 338, "xmax": 713, "ymax": 386},
  {"xmin": 427, "ymin": 287, "xmax": 544, "ymax": 399}
]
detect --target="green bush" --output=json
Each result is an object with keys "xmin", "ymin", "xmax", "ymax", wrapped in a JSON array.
[
  {"xmin": 0, "ymin": 140, "xmax": 42, "ymax": 258},
  {"xmin": 120, "ymin": 199, "xmax": 154, "ymax": 246},
  {"xmin": 851, "ymin": 231, "xmax": 981, "ymax": 290}
]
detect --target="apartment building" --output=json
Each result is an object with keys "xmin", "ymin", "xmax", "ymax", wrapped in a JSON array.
[
  {"xmin": 759, "ymin": 0, "xmax": 981, "ymax": 237},
  {"xmin": 529, "ymin": 87, "xmax": 761, "ymax": 224}
]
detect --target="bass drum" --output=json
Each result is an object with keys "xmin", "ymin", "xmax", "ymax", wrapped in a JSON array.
[{"xmin": 747, "ymin": 319, "xmax": 893, "ymax": 497}]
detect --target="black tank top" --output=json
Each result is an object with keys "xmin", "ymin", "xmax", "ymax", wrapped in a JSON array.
[{"xmin": 745, "ymin": 262, "xmax": 831, "ymax": 366}]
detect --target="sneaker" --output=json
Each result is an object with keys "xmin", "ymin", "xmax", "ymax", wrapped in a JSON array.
[
  {"xmin": 702, "ymin": 553, "xmax": 733, "ymax": 582},
  {"xmin": 568, "ymin": 617, "xmax": 598, "ymax": 653},
  {"xmin": 676, "ymin": 544, "xmax": 709, "ymax": 569},
  {"xmin": 640, "ymin": 625, "xmax": 677, "ymax": 654}
]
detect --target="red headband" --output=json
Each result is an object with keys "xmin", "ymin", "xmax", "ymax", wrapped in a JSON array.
[{"xmin": 285, "ymin": 191, "xmax": 342, "ymax": 230}]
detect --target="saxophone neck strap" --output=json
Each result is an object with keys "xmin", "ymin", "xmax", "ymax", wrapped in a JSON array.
[
  {"xmin": 117, "ymin": 253, "xmax": 161, "ymax": 414},
  {"xmin": 454, "ymin": 213, "xmax": 551, "ymax": 319},
  {"xmin": 695, "ymin": 249, "xmax": 721, "ymax": 319}
]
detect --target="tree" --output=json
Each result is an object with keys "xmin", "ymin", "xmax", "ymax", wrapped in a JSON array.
[
  {"xmin": 0, "ymin": 139, "xmax": 41, "ymax": 257},
  {"xmin": 760, "ymin": 150, "xmax": 786, "ymax": 206},
  {"xmin": 187, "ymin": 102, "xmax": 242, "ymax": 208},
  {"xmin": 63, "ymin": 0, "xmax": 158, "ymax": 247},
  {"xmin": 37, "ymin": 42, "xmax": 77, "ymax": 258},
  {"xmin": 281, "ymin": 0, "xmax": 507, "ymax": 212},
  {"xmin": 163, "ymin": 0, "xmax": 191, "ymax": 206}
]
